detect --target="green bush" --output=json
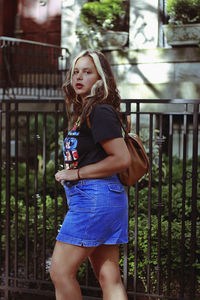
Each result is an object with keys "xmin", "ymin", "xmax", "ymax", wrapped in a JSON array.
[
  {"xmin": 0, "ymin": 159, "xmax": 65, "ymax": 258},
  {"xmin": 124, "ymin": 155, "xmax": 200, "ymax": 294},
  {"xmin": 80, "ymin": 0, "xmax": 127, "ymax": 31},
  {"xmin": 167, "ymin": 0, "xmax": 200, "ymax": 24},
  {"xmin": 0, "ymin": 124, "xmax": 65, "ymax": 276}
]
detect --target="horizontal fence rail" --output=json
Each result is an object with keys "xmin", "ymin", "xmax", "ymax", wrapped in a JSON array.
[
  {"xmin": 0, "ymin": 37, "xmax": 70, "ymax": 99},
  {"xmin": 0, "ymin": 98, "xmax": 199, "ymax": 300}
]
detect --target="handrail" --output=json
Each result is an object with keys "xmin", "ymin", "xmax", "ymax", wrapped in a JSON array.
[
  {"xmin": 0, "ymin": 36, "xmax": 70, "ymax": 54},
  {"xmin": 1, "ymin": 98, "xmax": 200, "ymax": 104},
  {"xmin": 122, "ymin": 99, "xmax": 200, "ymax": 104}
]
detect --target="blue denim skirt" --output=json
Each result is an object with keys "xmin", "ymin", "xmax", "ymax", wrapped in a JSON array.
[{"xmin": 56, "ymin": 174, "xmax": 128, "ymax": 247}]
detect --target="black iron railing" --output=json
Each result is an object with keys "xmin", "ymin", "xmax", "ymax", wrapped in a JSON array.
[
  {"xmin": 0, "ymin": 37, "xmax": 70, "ymax": 99},
  {"xmin": 0, "ymin": 98, "xmax": 199, "ymax": 300}
]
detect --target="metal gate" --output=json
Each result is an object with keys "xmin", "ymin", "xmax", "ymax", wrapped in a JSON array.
[{"xmin": 0, "ymin": 98, "xmax": 199, "ymax": 300}]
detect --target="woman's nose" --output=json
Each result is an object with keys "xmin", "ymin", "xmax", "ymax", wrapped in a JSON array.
[{"xmin": 77, "ymin": 72, "xmax": 83, "ymax": 80}]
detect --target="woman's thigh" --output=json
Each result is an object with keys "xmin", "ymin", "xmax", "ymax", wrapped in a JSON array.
[
  {"xmin": 50, "ymin": 241, "xmax": 95, "ymax": 278},
  {"xmin": 89, "ymin": 244, "xmax": 120, "ymax": 280}
]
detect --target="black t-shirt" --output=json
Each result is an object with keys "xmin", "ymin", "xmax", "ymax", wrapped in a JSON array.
[{"xmin": 63, "ymin": 104, "xmax": 122, "ymax": 169}]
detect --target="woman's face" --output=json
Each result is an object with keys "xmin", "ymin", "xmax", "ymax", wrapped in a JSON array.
[{"xmin": 72, "ymin": 56, "xmax": 100, "ymax": 100}]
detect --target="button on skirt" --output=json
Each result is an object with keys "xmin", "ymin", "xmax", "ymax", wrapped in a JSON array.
[{"xmin": 56, "ymin": 174, "xmax": 128, "ymax": 247}]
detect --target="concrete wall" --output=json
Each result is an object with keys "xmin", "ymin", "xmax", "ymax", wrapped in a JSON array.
[
  {"xmin": 104, "ymin": 47, "xmax": 200, "ymax": 100},
  {"xmin": 129, "ymin": 0, "xmax": 160, "ymax": 49},
  {"xmin": 61, "ymin": 0, "xmax": 84, "ymax": 55}
]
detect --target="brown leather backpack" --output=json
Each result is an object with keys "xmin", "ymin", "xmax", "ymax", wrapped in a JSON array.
[
  {"xmin": 118, "ymin": 115, "xmax": 150, "ymax": 186},
  {"xmin": 118, "ymin": 129, "xmax": 150, "ymax": 186}
]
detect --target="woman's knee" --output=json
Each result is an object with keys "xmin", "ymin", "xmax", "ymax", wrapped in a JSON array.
[
  {"xmin": 50, "ymin": 259, "xmax": 76, "ymax": 286},
  {"xmin": 50, "ymin": 242, "xmax": 94, "ymax": 286},
  {"xmin": 98, "ymin": 262, "xmax": 122, "ymax": 289}
]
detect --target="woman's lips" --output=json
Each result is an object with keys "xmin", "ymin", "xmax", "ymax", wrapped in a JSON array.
[{"xmin": 76, "ymin": 83, "xmax": 84, "ymax": 89}]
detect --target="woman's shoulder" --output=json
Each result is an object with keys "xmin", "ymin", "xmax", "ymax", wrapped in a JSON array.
[
  {"xmin": 90, "ymin": 103, "xmax": 120, "ymax": 126},
  {"xmin": 93, "ymin": 104, "xmax": 117, "ymax": 116}
]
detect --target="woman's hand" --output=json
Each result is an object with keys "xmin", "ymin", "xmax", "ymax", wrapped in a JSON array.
[{"xmin": 55, "ymin": 169, "xmax": 79, "ymax": 183}]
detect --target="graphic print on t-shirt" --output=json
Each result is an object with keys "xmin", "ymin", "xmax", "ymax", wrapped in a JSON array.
[{"xmin": 63, "ymin": 121, "xmax": 80, "ymax": 169}]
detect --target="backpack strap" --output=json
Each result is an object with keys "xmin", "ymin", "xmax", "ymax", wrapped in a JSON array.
[
  {"xmin": 87, "ymin": 117, "xmax": 91, "ymax": 129},
  {"xmin": 118, "ymin": 114, "xmax": 131, "ymax": 137}
]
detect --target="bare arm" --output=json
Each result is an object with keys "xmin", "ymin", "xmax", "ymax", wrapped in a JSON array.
[{"xmin": 55, "ymin": 137, "xmax": 131, "ymax": 182}]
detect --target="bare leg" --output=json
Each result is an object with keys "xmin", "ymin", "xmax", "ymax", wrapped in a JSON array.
[
  {"xmin": 50, "ymin": 241, "xmax": 95, "ymax": 300},
  {"xmin": 89, "ymin": 244, "xmax": 128, "ymax": 300}
]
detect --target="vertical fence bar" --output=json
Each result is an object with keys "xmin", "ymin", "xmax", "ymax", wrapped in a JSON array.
[
  {"xmin": 40, "ymin": 47, "xmax": 44, "ymax": 96},
  {"xmin": 5, "ymin": 102, "xmax": 11, "ymax": 300},
  {"xmin": 28, "ymin": 45, "xmax": 33, "ymax": 96},
  {"xmin": 24, "ymin": 43, "xmax": 28, "ymax": 96},
  {"xmin": 133, "ymin": 103, "xmax": 140, "ymax": 298},
  {"xmin": 147, "ymin": 113, "xmax": 153, "ymax": 293},
  {"xmin": 33, "ymin": 113, "xmax": 39, "ymax": 279},
  {"xmin": 167, "ymin": 114, "xmax": 173, "ymax": 295},
  {"xmin": 34, "ymin": 45, "xmax": 37, "ymax": 97},
  {"xmin": 1, "ymin": 45, "xmax": 6, "ymax": 96},
  {"xmin": 156, "ymin": 114, "xmax": 164, "ymax": 295},
  {"xmin": 62, "ymin": 104, "xmax": 68, "ymax": 214},
  {"xmin": 25, "ymin": 113, "xmax": 30, "ymax": 279},
  {"xmin": 18, "ymin": 42, "xmax": 21, "ymax": 94},
  {"xmin": 123, "ymin": 101, "xmax": 131, "ymax": 290},
  {"xmin": 38, "ymin": 45, "xmax": 42, "ymax": 97},
  {"xmin": 50, "ymin": 48, "xmax": 53, "ymax": 98},
  {"xmin": 56, "ymin": 48, "xmax": 60, "ymax": 97},
  {"xmin": 180, "ymin": 106, "xmax": 188, "ymax": 298},
  {"xmin": 133, "ymin": 177, "xmax": 138, "ymax": 299},
  {"xmin": 14, "ymin": 103, "xmax": 19, "ymax": 288},
  {"xmin": 0, "ymin": 99, "xmax": 2, "ymax": 287},
  {"xmin": 42, "ymin": 114, "xmax": 47, "ymax": 280},
  {"xmin": 189, "ymin": 103, "xmax": 199, "ymax": 299},
  {"xmin": 2, "ymin": 44, "xmax": 8, "ymax": 96},
  {"xmin": 54, "ymin": 103, "xmax": 59, "ymax": 237}
]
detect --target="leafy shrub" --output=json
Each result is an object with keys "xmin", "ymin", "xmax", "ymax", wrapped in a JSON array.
[
  {"xmin": 0, "ymin": 159, "xmax": 65, "ymax": 258},
  {"xmin": 80, "ymin": 0, "xmax": 127, "ymax": 31},
  {"xmin": 124, "ymin": 155, "xmax": 200, "ymax": 294},
  {"xmin": 167, "ymin": 0, "xmax": 200, "ymax": 24}
]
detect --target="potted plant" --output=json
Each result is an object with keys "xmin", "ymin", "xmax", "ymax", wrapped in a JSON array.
[
  {"xmin": 162, "ymin": 0, "xmax": 200, "ymax": 46},
  {"xmin": 76, "ymin": 0, "xmax": 129, "ymax": 50}
]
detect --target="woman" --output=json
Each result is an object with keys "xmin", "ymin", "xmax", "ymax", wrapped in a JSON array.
[{"xmin": 50, "ymin": 49, "xmax": 131, "ymax": 300}]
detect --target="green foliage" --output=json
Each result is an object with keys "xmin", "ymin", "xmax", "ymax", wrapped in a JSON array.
[
  {"xmin": 80, "ymin": 0, "xmax": 127, "ymax": 31},
  {"xmin": 125, "ymin": 155, "xmax": 200, "ymax": 294},
  {"xmin": 167, "ymin": 0, "xmax": 200, "ymax": 24},
  {"xmin": 29, "ymin": 114, "xmax": 64, "ymax": 162},
  {"xmin": 0, "ymin": 159, "xmax": 65, "ymax": 256},
  {"xmin": 0, "ymin": 125, "xmax": 65, "ymax": 274}
]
